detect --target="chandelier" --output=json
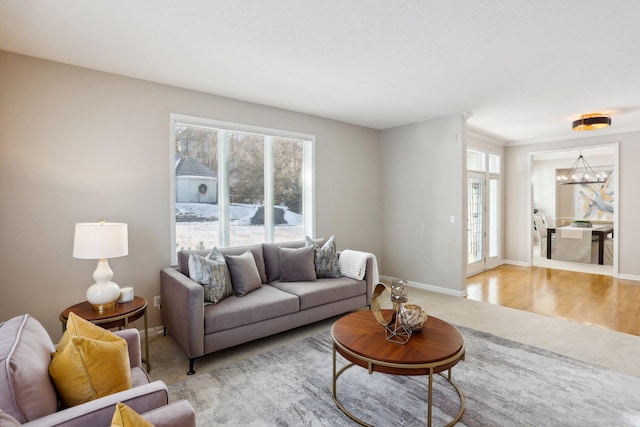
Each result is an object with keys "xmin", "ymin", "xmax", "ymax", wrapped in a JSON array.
[{"xmin": 557, "ymin": 152, "xmax": 607, "ymax": 185}]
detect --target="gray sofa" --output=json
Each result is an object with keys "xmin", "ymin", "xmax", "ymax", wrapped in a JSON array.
[{"xmin": 161, "ymin": 238, "xmax": 375, "ymax": 374}]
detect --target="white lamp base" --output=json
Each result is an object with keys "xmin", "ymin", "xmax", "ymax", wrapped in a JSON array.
[{"xmin": 86, "ymin": 258, "xmax": 121, "ymax": 311}]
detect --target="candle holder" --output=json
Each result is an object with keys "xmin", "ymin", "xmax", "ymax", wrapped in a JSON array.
[{"xmin": 385, "ymin": 280, "xmax": 412, "ymax": 344}]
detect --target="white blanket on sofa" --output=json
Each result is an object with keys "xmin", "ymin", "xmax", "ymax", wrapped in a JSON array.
[{"xmin": 339, "ymin": 249, "xmax": 379, "ymax": 285}]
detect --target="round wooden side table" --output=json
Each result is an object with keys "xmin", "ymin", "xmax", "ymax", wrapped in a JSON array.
[{"xmin": 59, "ymin": 296, "xmax": 150, "ymax": 372}]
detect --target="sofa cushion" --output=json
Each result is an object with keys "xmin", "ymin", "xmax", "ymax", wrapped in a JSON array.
[
  {"xmin": 306, "ymin": 235, "xmax": 340, "ymax": 278},
  {"xmin": 279, "ymin": 246, "xmax": 316, "ymax": 282},
  {"xmin": 111, "ymin": 402, "xmax": 154, "ymax": 427},
  {"xmin": 225, "ymin": 250, "xmax": 262, "ymax": 297},
  {"xmin": 179, "ymin": 243, "xmax": 267, "ymax": 284},
  {"xmin": 263, "ymin": 238, "xmax": 325, "ymax": 283},
  {"xmin": 188, "ymin": 249, "xmax": 233, "ymax": 304},
  {"xmin": 0, "ymin": 314, "xmax": 58, "ymax": 423},
  {"xmin": 49, "ymin": 313, "xmax": 131, "ymax": 408},
  {"xmin": 270, "ymin": 276, "xmax": 366, "ymax": 310},
  {"xmin": 204, "ymin": 285, "xmax": 300, "ymax": 334}
]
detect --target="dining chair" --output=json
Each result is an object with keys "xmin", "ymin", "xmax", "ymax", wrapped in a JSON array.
[
  {"xmin": 533, "ymin": 215, "xmax": 550, "ymax": 257},
  {"xmin": 554, "ymin": 228, "xmax": 592, "ymax": 263}
]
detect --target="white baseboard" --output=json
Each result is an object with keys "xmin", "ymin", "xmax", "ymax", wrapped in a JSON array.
[
  {"xmin": 617, "ymin": 273, "xmax": 640, "ymax": 282},
  {"xmin": 379, "ymin": 275, "xmax": 467, "ymax": 297},
  {"xmin": 502, "ymin": 259, "xmax": 529, "ymax": 267},
  {"xmin": 139, "ymin": 325, "xmax": 164, "ymax": 341}
]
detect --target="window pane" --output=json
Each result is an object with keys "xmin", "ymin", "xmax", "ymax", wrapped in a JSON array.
[
  {"xmin": 467, "ymin": 176, "xmax": 484, "ymax": 264},
  {"xmin": 489, "ymin": 178, "xmax": 499, "ymax": 257},
  {"xmin": 489, "ymin": 154, "xmax": 500, "ymax": 174},
  {"xmin": 273, "ymin": 138, "xmax": 304, "ymax": 242},
  {"xmin": 467, "ymin": 150, "xmax": 486, "ymax": 171},
  {"xmin": 228, "ymin": 132, "xmax": 265, "ymax": 247},
  {"xmin": 175, "ymin": 125, "xmax": 219, "ymax": 253}
]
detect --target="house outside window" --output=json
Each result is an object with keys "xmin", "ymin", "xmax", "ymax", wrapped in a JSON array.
[{"xmin": 170, "ymin": 114, "xmax": 315, "ymax": 262}]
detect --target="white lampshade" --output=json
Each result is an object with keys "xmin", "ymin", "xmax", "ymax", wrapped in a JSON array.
[
  {"xmin": 73, "ymin": 222, "xmax": 128, "ymax": 311},
  {"xmin": 73, "ymin": 222, "xmax": 128, "ymax": 259}
]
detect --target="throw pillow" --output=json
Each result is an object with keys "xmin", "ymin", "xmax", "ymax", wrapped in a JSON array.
[
  {"xmin": 306, "ymin": 235, "xmax": 340, "ymax": 278},
  {"xmin": 225, "ymin": 250, "xmax": 262, "ymax": 296},
  {"xmin": 279, "ymin": 245, "xmax": 317, "ymax": 282},
  {"xmin": 49, "ymin": 312, "xmax": 131, "ymax": 407},
  {"xmin": 111, "ymin": 402, "xmax": 154, "ymax": 427},
  {"xmin": 188, "ymin": 249, "xmax": 233, "ymax": 304},
  {"xmin": 56, "ymin": 310, "xmax": 115, "ymax": 351}
]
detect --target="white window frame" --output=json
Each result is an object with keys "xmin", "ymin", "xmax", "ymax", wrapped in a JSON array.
[{"xmin": 169, "ymin": 113, "xmax": 316, "ymax": 264}]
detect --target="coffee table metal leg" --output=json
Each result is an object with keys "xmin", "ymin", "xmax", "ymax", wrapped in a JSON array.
[
  {"xmin": 333, "ymin": 351, "xmax": 464, "ymax": 426},
  {"xmin": 428, "ymin": 367, "xmax": 434, "ymax": 427},
  {"xmin": 332, "ymin": 344, "xmax": 336, "ymax": 396}
]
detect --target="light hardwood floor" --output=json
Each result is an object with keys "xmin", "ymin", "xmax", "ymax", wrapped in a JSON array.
[{"xmin": 467, "ymin": 264, "xmax": 640, "ymax": 336}]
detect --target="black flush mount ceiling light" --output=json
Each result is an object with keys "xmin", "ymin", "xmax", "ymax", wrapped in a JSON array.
[
  {"xmin": 572, "ymin": 113, "xmax": 612, "ymax": 131},
  {"xmin": 557, "ymin": 152, "xmax": 608, "ymax": 185}
]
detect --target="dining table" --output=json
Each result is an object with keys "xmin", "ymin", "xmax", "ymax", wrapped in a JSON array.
[{"xmin": 547, "ymin": 224, "xmax": 614, "ymax": 265}]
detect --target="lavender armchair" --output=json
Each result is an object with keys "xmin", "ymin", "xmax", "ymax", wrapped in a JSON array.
[{"xmin": 0, "ymin": 314, "xmax": 195, "ymax": 427}]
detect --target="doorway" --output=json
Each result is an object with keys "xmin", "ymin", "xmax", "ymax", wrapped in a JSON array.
[{"xmin": 529, "ymin": 144, "xmax": 618, "ymax": 276}]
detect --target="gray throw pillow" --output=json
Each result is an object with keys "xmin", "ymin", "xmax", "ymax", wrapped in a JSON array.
[
  {"xmin": 305, "ymin": 235, "xmax": 340, "ymax": 278},
  {"xmin": 225, "ymin": 250, "xmax": 262, "ymax": 296},
  {"xmin": 279, "ymin": 245, "xmax": 317, "ymax": 282},
  {"xmin": 188, "ymin": 249, "xmax": 233, "ymax": 304}
]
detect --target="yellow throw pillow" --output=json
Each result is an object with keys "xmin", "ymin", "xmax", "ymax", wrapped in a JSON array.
[
  {"xmin": 111, "ymin": 402, "xmax": 154, "ymax": 427},
  {"xmin": 57, "ymin": 311, "xmax": 114, "ymax": 351},
  {"xmin": 49, "ymin": 312, "xmax": 131, "ymax": 407}
]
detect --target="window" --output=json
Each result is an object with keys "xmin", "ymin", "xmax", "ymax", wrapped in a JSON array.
[
  {"xmin": 488, "ymin": 154, "xmax": 500, "ymax": 174},
  {"xmin": 467, "ymin": 149, "xmax": 486, "ymax": 172},
  {"xmin": 170, "ymin": 115, "xmax": 315, "ymax": 262}
]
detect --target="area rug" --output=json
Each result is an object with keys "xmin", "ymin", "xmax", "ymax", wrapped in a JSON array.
[{"xmin": 168, "ymin": 326, "xmax": 640, "ymax": 426}]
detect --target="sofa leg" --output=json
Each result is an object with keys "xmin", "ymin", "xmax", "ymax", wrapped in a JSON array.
[
  {"xmin": 187, "ymin": 358, "xmax": 196, "ymax": 375},
  {"xmin": 163, "ymin": 327, "xmax": 167, "ymax": 336}
]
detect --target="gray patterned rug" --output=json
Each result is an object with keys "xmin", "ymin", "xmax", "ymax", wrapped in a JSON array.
[{"xmin": 169, "ymin": 326, "xmax": 640, "ymax": 426}]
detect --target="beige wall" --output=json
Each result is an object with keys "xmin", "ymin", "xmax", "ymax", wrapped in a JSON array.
[
  {"xmin": 0, "ymin": 51, "xmax": 382, "ymax": 340},
  {"xmin": 380, "ymin": 115, "xmax": 467, "ymax": 295},
  {"xmin": 505, "ymin": 133, "xmax": 640, "ymax": 280}
]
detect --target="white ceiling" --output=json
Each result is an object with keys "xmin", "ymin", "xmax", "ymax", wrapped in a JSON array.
[{"xmin": 1, "ymin": 0, "xmax": 639, "ymax": 144}]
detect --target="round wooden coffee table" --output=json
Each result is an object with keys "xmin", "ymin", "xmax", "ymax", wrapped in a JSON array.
[{"xmin": 331, "ymin": 310, "xmax": 465, "ymax": 427}]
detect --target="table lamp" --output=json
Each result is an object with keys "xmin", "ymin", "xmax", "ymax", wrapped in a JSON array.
[{"xmin": 73, "ymin": 221, "xmax": 128, "ymax": 311}]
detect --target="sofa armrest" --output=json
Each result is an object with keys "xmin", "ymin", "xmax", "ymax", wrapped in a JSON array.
[
  {"xmin": 363, "ymin": 257, "xmax": 375, "ymax": 306},
  {"xmin": 141, "ymin": 400, "xmax": 196, "ymax": 427},
  {"xmin": 113, "ymin": 328, "xmax": 142, "ymax": 369},
  {"xmin": 160, "ymin": 267, "xmax": 205, "ymax": 359},
  {"xmin": 21, "ymin": 381, "xmax": 169, "ymax": 427}
]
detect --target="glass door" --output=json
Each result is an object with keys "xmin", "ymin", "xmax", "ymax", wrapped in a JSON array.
[
  {"xmin": 467, "ymin": 172, "xmax": 485, "ymax": 275},
  {"xmin": 467, "ymin": 149, "xmax": 501, "ymax": 276}
]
